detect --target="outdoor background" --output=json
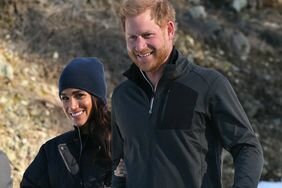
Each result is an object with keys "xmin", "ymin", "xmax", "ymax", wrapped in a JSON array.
[{"xmin": 0, "ymin": 0, "xmax": 281, "ymax": 187}]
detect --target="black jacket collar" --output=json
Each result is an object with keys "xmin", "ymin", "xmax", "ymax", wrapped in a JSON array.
[{"xmin": 123, "ymin": 47, "xmax": 193, "ymax": 91}]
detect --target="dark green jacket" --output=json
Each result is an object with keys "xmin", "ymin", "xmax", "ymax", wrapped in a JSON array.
[{"xmin": 111, "ymin": 48, "xmax": 263, "ymax": 188}]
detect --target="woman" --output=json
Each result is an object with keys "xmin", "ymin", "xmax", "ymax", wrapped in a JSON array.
[{"xmin": 21, "ymin": 57, "xmax": 112, "ymax": 188}]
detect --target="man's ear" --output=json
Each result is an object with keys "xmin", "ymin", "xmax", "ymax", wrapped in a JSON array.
[{"xmin": 167, "ymin": 21, "xmax": 175, "ymax": 40}]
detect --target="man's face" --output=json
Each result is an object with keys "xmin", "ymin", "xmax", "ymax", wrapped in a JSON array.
[{"xmin": 125, "ymin": 9, "xmax": 175, "ymax": 73}]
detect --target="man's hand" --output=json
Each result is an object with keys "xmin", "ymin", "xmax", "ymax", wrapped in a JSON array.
[{"xmin": 114, "ymin": 159, "xmax": 127, "ymax": 177}]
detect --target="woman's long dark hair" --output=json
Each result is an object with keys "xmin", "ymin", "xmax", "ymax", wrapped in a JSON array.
[{"xmin": 87, "ymin": 96, "xmax": 111, "ymax": 159}]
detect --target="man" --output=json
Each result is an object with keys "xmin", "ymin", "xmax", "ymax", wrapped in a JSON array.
[
  {"xmin": 111, "ymin": 0, "xmax": 264, "ymax": 187},
  {"xmin": 0, "ymin": 150, "xmax": 12, "ymax": 188}
]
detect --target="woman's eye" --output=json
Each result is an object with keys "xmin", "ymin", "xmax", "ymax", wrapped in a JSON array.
[
  {"xmin": 129, "ymin": 36, "xmax": 137, "ymax": 41},
  {"xmin": 60, "ymin": 96, "xmax": 68, "ymax": 101},
  {"xmin": 76, "ymin": 93, "xmax": 85, "ymax": 99}
]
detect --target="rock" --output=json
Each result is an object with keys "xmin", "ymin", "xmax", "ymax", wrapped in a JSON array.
[
  {"xmin": 231, "ymin": 0, "xmax": 248, "ymax": 12},
  {"xmin": 259, "ymin": 29, "xmax": 282, "ymax": 48},
  {"xmin": 217, "ymin": 28, "xmax": 250, "ymax": 61},
  {"xmin": 230, "ymin": 30, "xmax": 250, "ymax": 61},
  {"xmin": 53, "ymin": 51, "xmax": 59, "ymax": 59},
  {"xmin": 263, "ymin": 0, "xmax": 282, "ymax": 8},
  {"xmin": 189, "ymin": 0, "xmax": 202, "ymax": 5},
  {"xmin": 248, "ymin": 0, "xmax": 264, "ymax": 10},
  {"xmin": 188, "ymin": 5, "xmax": 207, "ymax": 19},
  {"xmin": 0, "ymin": 55, "xmax": 14, "ymax": 80}
]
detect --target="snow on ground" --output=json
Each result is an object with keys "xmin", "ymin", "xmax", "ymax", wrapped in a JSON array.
[{"xmin": 258, "ymin": 181, "xmax": 282, "ymax": 188}]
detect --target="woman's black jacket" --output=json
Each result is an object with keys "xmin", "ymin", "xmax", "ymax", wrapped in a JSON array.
[{"xmin": 20, "ymin": 128, "xmax": 112, "ymax": 188}]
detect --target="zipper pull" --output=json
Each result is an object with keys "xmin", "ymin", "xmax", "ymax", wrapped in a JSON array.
[{"xmin": 149, "ymin": 96, "xmax": 154, "ymax": 114}]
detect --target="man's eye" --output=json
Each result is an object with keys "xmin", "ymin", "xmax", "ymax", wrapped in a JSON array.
[{"xmin": 143, "ymin": 33, "xmax": 152, "ymax": 38}]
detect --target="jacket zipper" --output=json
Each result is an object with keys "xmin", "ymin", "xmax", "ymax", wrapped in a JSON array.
[
  {"xmin": 140, "ymin": 69, "xmax": 156, "ymax": 114},
  {"xmin": 149, "ymin": 97, "xmax": 154, "ymax": 114}
]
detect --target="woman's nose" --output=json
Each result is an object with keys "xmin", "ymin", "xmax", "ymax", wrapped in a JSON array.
[{"xmin": 69, "ymin": 98, "xmax": 78, "ymax": 109}]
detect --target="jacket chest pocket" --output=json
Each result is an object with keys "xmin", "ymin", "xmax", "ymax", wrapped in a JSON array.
[{"xmin": 157, "ymin": 82, "xmax": 198, "ymax": 130}]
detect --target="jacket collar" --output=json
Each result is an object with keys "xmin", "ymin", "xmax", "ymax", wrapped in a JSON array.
[{"xmin": 124, "ymin": 47, "xmax": 193, "ymax": 85}]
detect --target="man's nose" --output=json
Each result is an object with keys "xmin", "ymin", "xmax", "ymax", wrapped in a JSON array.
[{"xmin": 135, "ymin": 36, "xmax": 146, "ymax": 52}]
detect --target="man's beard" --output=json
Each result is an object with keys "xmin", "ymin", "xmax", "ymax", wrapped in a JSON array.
[{"xmin": 128, "ymin": 44, "xmax": 170, "ymax": 73}]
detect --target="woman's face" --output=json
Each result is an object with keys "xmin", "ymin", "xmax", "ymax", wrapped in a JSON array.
[{"xmin": 60, "ymin": 88, "xmax": 93, "ymax": 127}]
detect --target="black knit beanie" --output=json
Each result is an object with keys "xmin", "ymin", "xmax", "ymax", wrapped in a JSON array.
[{"xmin": 58, "ymin": 57, "xmax": 107, "ymax": 104}]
